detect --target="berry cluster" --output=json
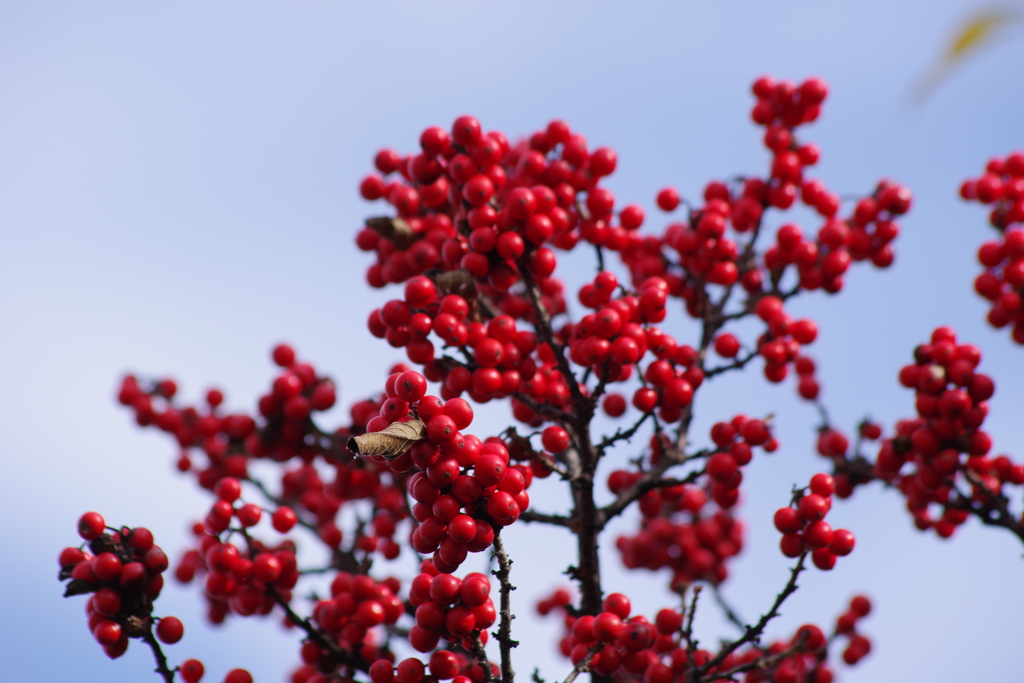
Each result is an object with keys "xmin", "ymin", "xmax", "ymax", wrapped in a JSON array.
[
  {"xmin": 876, "ymin": 327, "xmax": 1022, "ymax": 536},
  {"xmin": 364, "ymin": 649, "xmax": 494, "ymax": 683},
  {"xmin": 301, "ymin": 572, "xmax": 404, "ymax": 670},
  {"xmin": 833, "ymin": 595, "xmax": 873, "ymax": 667},
  {"xmin": 773, "ymin": 473, "xmax": 856, "ymax": 570},
  {"xmin": 60, "ymin": 512, "xmax": 172, "ymax": 659},
  {"xmin": 355, "ymin": 368, "xmax": 533, "ymax": 574},
  {"xmin": 173, "ymin": 520, "xmax": 301, "ymax": 625},
  {"xmin": 960, "ymin": 154, "xmax": 1024, "ymax": 345},
  {"xmin": 62, "ymin": 75, "xmax": 981, "ymax": 683},
  {"xmin": 357, "ymin": 115, "xmax": 620, "ymax": 289},
  {"xmin": 613, "ymin": 416, "xmax": 777, "ymax": 587},
  {"xmin": 61, "ymin": 513, "xmax": 253, "ymax": 683},
  {"xmin": 960, "ymin": 151, "xmax": 1024, "ymax": 229},
  {"xmin": 408, "ymin": 561, "xmax": 497, "ymax": 652},
  {"xmin": 536, "ymin": 589, "xmax": 866, "ymax": 683}
]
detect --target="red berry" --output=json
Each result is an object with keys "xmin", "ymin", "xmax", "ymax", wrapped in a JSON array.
[
  {"xmin": 224, "ymin": 670, "xmax": 253, "ymax": 683},
  {"xmin": 657, "ymin": 187, "xmax": 681, "ymax": 212},
  {"xmin": 180, "ymin": 659, "xmax": 205, "ymax": 683},
  {"xmin": 78, "ymin": 512, "xmax": 105, "ymax": 541},
  {"xmin": 592, "ymin": 612, "xmax": 624, "ymax": 641},
  {"xmin": 714, "ymin": 333, "xmax": 740, "ymax": 358},
  {"xmin": 541, "ymin": 426, "xmax": 571, "ymax": 453},
  {"xmin": 156, "ymin": 616, "xmax": 184, "ymax": 644},
  {"xmin": 272, "ymin": 507, "xmax": 298, "ymax": 533}
]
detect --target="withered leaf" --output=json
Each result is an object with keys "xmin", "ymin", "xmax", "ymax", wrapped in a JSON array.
[
  {"xmin": 365, "ymin": 216, "xmax": 415, "ymax": 249},
  {"xmin": 429, "ymin": 268, "xmax": 476, "ymax": 298},
  {"xmin": 347, "ymin": 419, "xmax": 425, "ymax": 460}
]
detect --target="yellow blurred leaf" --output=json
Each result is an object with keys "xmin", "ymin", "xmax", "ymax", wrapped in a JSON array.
[{"xmin": 912, "ymin": 3, "xmax": 1022, "ymax": 102}]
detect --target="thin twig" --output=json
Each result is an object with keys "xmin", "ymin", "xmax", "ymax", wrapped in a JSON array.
[
  {"xmin": 491, "ymin": 530, "xmax": 518, "ymax": 683},
  {"xmin": 562, "ymin": 644, "xmax": 602, "ymax": 683},
  {"xmin": 141, "ymin": 626, "xmax": 176, "ymax": 683},
  {"xmin": 710, "ymin": 584, "xmax": 749, "ymax": 635},
  {"xmin": 595, "ymin": 412, "xmax": 652, "ymax": 454},
  {"xmin": 695, "ymin": 553, "xmax": 809, "ymax": 679},
  {"xmin": 518, "ymin": 510, "xmax": 573, "ymax": 527},
  {"xmin": 468, "ymin": 632, "xmax": 496, "ymax": 682}
]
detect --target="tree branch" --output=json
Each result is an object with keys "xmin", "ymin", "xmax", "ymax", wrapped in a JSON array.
[
  {"xmin": 491, "ymin": 530, "xmax": 518, "ymax": 683},
  {"xmin": 694, "ymin": 553, "xmax": 808, "ymax": 679},
  {"xmin": 141, "ymin": 625, "xmax": 176, "ymax": 683}
]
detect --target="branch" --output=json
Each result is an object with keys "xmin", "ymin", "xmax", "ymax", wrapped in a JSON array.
[
  {"xmin": 518, "ymin": 510, "xmax": 573, "ymax": 528},
  {"xmin": 519, "ymin": 266, "xmax": 585, "ymax": 410},
  {"xmin": 141, "ymin": 625, "xmax": 176, "ymax": 683},
  {"xmin": 562, "ymin": 644, "xmax": 602, "ymax": 683},
  {"xmin": 695, "ymin": 553, "xmax": 808, "ymax": 679},
  {"xmin": 491, "ymin": 530, "xmax": 518, "ymax": 683},
  {"xmin": 597, "ymin": 464, "xmax": 706, "ymax": 529},
  {"xmin": 595, "ymin": 412, "xmax": 652, "ymax": 454},
  {"xmin": 468, "ymin": 632, "xmax": 496, "ymax": 683},
  {"xmin": 710, "ymin": 584, "xmax": 750, "ymax": 635},
  {"xmin": 704, "ymin": 349, "xmax": 761, "ymax": 378},
  {"xmin": 951, "ymin": 471, "xmax": 1024, "ymax": 544},
  {"xmin": 683, "ymin": 585, "xmax": 702, "ymax": 656},
  {"xmin": 706, "ymin": 637, "xmax": 808, "ymax": 683}
]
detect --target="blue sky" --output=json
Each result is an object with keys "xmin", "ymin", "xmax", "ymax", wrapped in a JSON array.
[{"xmin": 1, "ymin": 2, "xmax": 1022, "ymax": 682}]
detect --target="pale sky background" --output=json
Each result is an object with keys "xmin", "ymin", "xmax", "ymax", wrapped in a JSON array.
[{"xmin": 1, "ymin": 2, "xmax": 1023, "ymax": 682}]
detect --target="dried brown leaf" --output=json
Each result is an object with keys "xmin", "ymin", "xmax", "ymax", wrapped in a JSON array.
[
  {"xmin": 347, "ymin": 419, "xmax": 425, "ymax": 460},
  {"xmin": 365, "ymin": 216, "xmax": 416, "ymax": 249}
]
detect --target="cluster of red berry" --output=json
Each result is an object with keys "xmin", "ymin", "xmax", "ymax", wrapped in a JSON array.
[
  {"xmin": 613, "ymin": 416, "xmax": 777, "ymax": 587},
  {"xmin": 365, "ymin": 648, "xmax": 492, "ymax": 683},
  {"xmin": 355, "ymin": 367, "xmax": 533, "ymax": 574},
  {"xmin": 536, "ymin": 588, "xmax": 862, "ymax": 683},
  {"xmin": 60, "ymin": 513, "xmax": 172, "ymax": 657},
  {"xmin": 357, "ymin": 114, "xmax": 621, "ymax": 288},
  {"xmin": 961, "ymin": 153, "xmax": 1024, "ymax": 343},
  {"xmin": 295, "ymin": 572, "xmax": 405, "ymax": 675},
  {"xmin": 407, "ymin": 562, "xmax": 497, "ymax": 654},
  {"xmin": 60, "ymin": 513, "xmax": 253, "ymax": 682},
  {"xmin": 773, "ymin": 473, "xmax": 856, "ymax": 570},
  {"xmin": 539, "ymin": 590, "xmax": 701, "ymax": 678},
  {"xmin": 873, "ymin": 327, "xmax": 1021, "ymax": 537},
  {"xmin": 172, "ymin": 519, "xmax": 301, "ymax": 624},
  {"xmin": 118, "ymin": 343, "xmax": 337, "ymax": 470},
  {"xmin": 833, "ymin": 596, "xmax": 873, "ymax": 667},
  {"xmin": 63, "ymin": 75, "xmax": 979, "ymax": 683}
]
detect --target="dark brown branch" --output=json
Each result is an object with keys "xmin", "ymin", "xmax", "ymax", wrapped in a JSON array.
[
  {"xmin": 468, "ymin": 632, "xmax": 496, "ymax": 683},
  {"xmin": 595, "ymin": 412, "xmax": 652, "ymax": 454},
  {"xmin": 562, "ymin": 644, "xmax": 602, "ymax": 683},
  {"xmin": 519, "ymin": 266, "xmax": 585, "ymax": 409},
  {"xmin": 694, "ymin": 553, "xmax": 808, "ymax": 680},
  {"xmin": 951, "ymin": 471, "xmax": 1024, "ymax": 544},
  {"xmin": 683, "ymin": 585, "xmax": 702, "ymax": 657},
  {"xmin": 597, "ymin": 466, "xmax": 706, "ymax": 529},
  {"xmin": 518, "ymin": 510, "xmax": 573, "ymax": 527},
  {"xmin": 141, "ymin": 625, "xmax": 176, "ymax": 683},
  {"xmin": 710, "ymin": 585, "xmax": 750, "ymax": 635},
  {"xmin": 704, "ymin": 349, "xmax": 761, "ymax": 378},
  {"xmin": 491, "ymin": 530, "xmax": 518, "ymax": 683}
]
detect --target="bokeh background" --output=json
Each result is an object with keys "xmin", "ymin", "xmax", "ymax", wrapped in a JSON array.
[{"xmin": 2, "ymin": 2, "xmax": 1022, "ymax": 681}]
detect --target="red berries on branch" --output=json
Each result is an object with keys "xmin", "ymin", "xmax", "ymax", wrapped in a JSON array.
[
  {"xmin": 961, "ymin": 151, "xmax": 1024, "ymax": 343},
  {"xmin": 64, "ymin": 73, "xmax": 1024, "ymax": 683},
  {"xmin": 773, "ymin": 473, "xmax": 856, "ymax": 570},
  {"xmin": 536, "ymin": 587, "xmax": 869, "ymax": 682}
]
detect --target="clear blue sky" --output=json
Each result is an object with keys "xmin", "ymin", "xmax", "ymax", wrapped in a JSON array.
[{"xmin": 1, "ymin": 2, "xmax": 1022, "ymax": 682}]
